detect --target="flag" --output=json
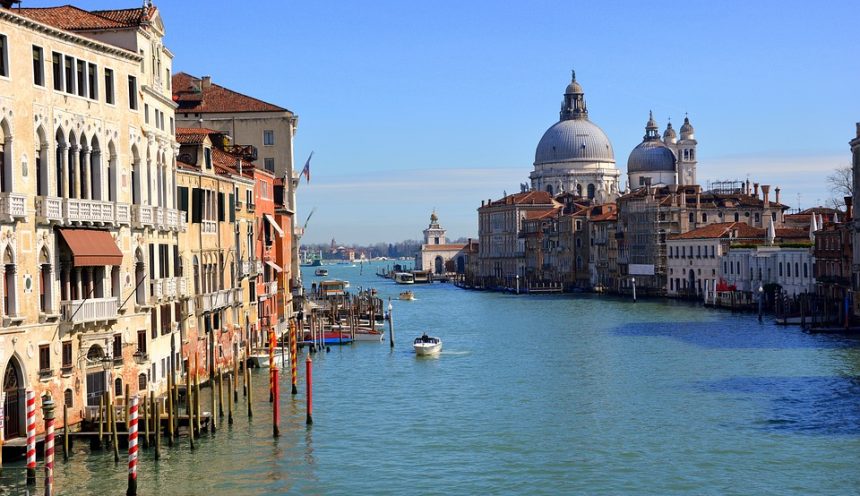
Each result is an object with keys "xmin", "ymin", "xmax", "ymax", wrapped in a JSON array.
[{"xmin": 301, "ymin": 152, "xmax": 313, "ymax": 183}]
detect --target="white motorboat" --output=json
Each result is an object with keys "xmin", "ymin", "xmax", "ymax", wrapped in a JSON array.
[
  {"xmin": 399, "ymin": 290, "xmax": 415, "ymax": 301},
  {"xmin": 413, "ymin": 333, "xmax": 442, "ymax": 356},
  {"xmin": 314, "ymin": 268, "xmax": 329, "ymax": 277},
  {"xmin": 394, "ymin": 272, "xmax": 415, "ymax": 284}
]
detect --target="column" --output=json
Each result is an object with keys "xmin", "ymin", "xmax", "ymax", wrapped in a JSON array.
[
  {"xmin": 59, "ymin": 144, "xmax": 69, "ymax": 198},
  {"xmin": 82, "ymin": 147, "xmax": 91, "ymax": 201},
  {"xmin": 68, "ymin": 145, "xmax": 78, "ymax": 199}
]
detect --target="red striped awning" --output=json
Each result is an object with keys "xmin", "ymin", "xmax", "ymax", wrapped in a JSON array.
[{"xmin": 59, "ymin": 229, "xmax": 123, "ymax": 266}]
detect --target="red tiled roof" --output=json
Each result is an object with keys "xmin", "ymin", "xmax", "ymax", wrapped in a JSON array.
[
  {"xmin": 176, "ymin": 160, "xmax": 199, "ymax": 172},
  {"xmin": 669, "ymin": 222, "xmax": 764, "ymax": 240},
  {"xmin": 212, "ymin": 148, "xmax": 254, "ymax": 178},
  {"xmin": 15, "ymin": 5, "xmax": 154, "ymax": 31},
  {"xmin": 775, "ymin": 228, "xmax": 810, "ymax": 239},
  {"xmin": 175, "ymin": 127, "xmax": 222, "ymax": 145},
  {"xmin": 423, "ymin": 244, "xmax": 467, "ymax": 251},
  {"xmin": 484, "ymin": 191, "xmax": 556, "ymax": 208},
  {"xmin": 172, "ymin": 73, "xmax": 289, "ymax": 114},
  {"xmin": 524, "ymin": 207, "xmax": 562, "ymax": 220}
]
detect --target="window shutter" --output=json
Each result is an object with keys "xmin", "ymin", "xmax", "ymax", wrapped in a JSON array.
[
  {"xmin": 178, "ymin": 187, "xmax": 189, "ymax": 214},
  {"xmin": 218, "ymin": 192, "xmax": 225, "ymax": 222},
  {"xmin": 191, "ymin": 188, "xmax": 202, "ymax": 223},
  {"xmin": 229, "ymin": 193, "xmax": 235, "ymax": 223}
]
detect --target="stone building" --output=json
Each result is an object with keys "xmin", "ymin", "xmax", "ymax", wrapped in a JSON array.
[
  {"xmin": 416, "ymin": 212, "xmax": 470, "ymax": 275},
  {"xmin": 587, "ymin": 204, "xmax": 618, "ymax": 291},
  {"xmin": 0, "ymin": 2, "xmax": 184, "ymax": 436},
  {"xmin": 173, "ymin": 72, "xmax": 300, "ymax": 310},
  {"xmin": 529, "ymin": 72, "xmax": 620, "ymax": 202},
  {"xmin": 851, "ymin": 123, "xmax": 860, "ymax": 314},
  {"xmin": 627, "ymin": 112, "xmax": 698, "ymax": 188}
]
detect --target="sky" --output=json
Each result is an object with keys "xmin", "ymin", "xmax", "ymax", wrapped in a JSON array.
[{"xmin": 29, "ymin": 0, "xmax": 860, "ymax": 244}]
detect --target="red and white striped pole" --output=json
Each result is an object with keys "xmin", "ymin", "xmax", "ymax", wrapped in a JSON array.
[
  {"xmin": 26, "ymin": 390, "xmax": 36, "ymax": 486},
  {"xmin": 42, "ymin": 394, "xmax": 56, "ymax": 496},
  {"xmin": 127, "ymin": 395, "xmax": 139, "ymax": 496}
]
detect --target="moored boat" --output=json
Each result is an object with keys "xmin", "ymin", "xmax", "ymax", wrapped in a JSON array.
[
  {"xmin": 314, "ymin": 268, "xmax": 329, "ymax": 276},
  {"xmin": 413, "ymin": 333, "xmax": 442, "ymax": 356},
  {"xmin": 394, "ymin": 272, "xmax": 415, "ymax": 284}
]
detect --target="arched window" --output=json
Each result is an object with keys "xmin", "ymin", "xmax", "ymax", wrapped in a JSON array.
[
  {"xmin": 64, "ymin": 388, "xmax": 73, "ymax": 408},
  {"xmin": 803, "ymin": 263, "xmax": 808, "ymax": 278},
  {"xmin": 135, "ymin": 249, "xmax": 146, "ymax": 305},
  {"xmin": 90, "ymin": 135, "xmax": 102, "ymax": 200},
  {"xmin": 702, "ymin": 213, "xmax": 707, "ymax": 223},
  {"xmin": 35, "ymin": 126, "xmax": 49, "ymax": 197},
  {"xmin": 587, "ymin": 184, "xmax": 595, "ymax": 199},
  {"xmin": 734, "ymin": 212, "xmax": 739, "ymax": 222},
  {"xmin": 787, "ymin": 263, "xmax": 791, "ymax": 277},
  {"xmin": 546, "ymin": 184, "xmax": 553, "ymax": 196},
  {"xmin": 0, "ymin": 119, "xmax": 13, "ymax": 193},
  {"xmin": 779, "ymin": 263, "xmax": 783, "ymax": 277},
  {"xmin": 2, "ymin": 246, "xmax": 17, "ymax": 318},
  {"xmin": 138, "ymin": 373, "xmax": 147, "ymax": 391},
  {"xmin": 114, "ymin": 377, "xmax": 122, "ymax": 398},
  {"xmin": 576, "ymin": 184, "xmax": 582, "ymax": 197},
  {"xmin": 39, "ymin": 247, "xmax": 53, "ymax": 313},
  {"xmin": 795, "ymin": 263, "xmax": 799, "ymax": 278},
  {"xmin": 689, "ymin": 212, "xmax": 694, "ymax": 223}
]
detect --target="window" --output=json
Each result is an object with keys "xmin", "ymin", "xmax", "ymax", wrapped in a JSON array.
[
  {"xmin": 62, "ymin": 341, "xmax": 72, "ymax": 369},
  {"xmin": 137, "ymin": 329, "xmax": 147, "ymax": 354},
  {"xmin": 88, "ymin": 63, "xmax": 97, "ymax": 99},
  {"xmin": 754, "ymin": 213, "xmax": 760, "ymax": 223},
  {"xmin": 170, "ymin": 117, "xmax": 174, "ymax": 134},
  {"xmin": 166, "ymin": 68, "xmax": 171, "ymax": 89},
  {"xmin": 115, "ymin": 378, "xmax": 123, "ymax": 397},
  {"xmin": 138, "ymin": 374, "xmax": 147, "ymax": 390},
  {"xmin": 0, "ymin": 35, "xmax": 7, "ymax": 77},
  {"xmin": 689, "ymin": 212, "xmax": 694, "ymax": 223},
  {"xmin": 264, "ymin": 158, "xmax": 275, "ymax": 172},
  {"xmin": 64, "ymin": 56, "xmax": 74, "ymax": 94},
  {"xmin": 104, "ymin": 68, "xmax": 114, "ymax": 104},
  {"xmin": 39, "ymin": 344, "xmax": 50, "ymax": 372},
  {"xmin": 76, "ymin": 59, "xmax": 86, "ymax": 97},
  {"xmin": 733, "ymin": 212, "xmax": 739, "ymax": 222},
  {"xmin": 204, "ymin": 148, "xmax": 212, "ymax": 169},
  {"xmin": 144, "ymin": 104, "xmax": 150, "ymax": 124},
  {"xmin": 64, "ymin": 389, "xmax": 73, "ymax": 407},
  {"xmin": 128, "ymin": 75, "xmax": 138, "ymax": 109},
  {"xmin": 52, "ymin": 52, "xmax": 62, "ymax": 90},
  {"xmin": 804, "ymin": 263, "xmax": 808, "ymax": 278},
  {"xmin": 702, "ymin": 213, "xmax": 707, "ymax": 223},
  {"xmin": 33, "ymin": 46, "xmax": 44, "ymax": 86},
  {"xmin": 113, "ymin": 334, "xmax": 122, "ymax": 360},
  {"xmin": 263, "ymin": 130, "xmax": 275, "ymax": 146}
]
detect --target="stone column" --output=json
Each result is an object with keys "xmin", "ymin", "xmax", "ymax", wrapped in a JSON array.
[
  {"xmin": 81, "ymin": 147, "xmax": 91, "ymax": 201},
  {"xmin": 58, "ymin": 144, "xmax": 69, "ymax": 198},
  {"xmin": 0, "ymin": 265, "xmax": 5, "ymax": 318},
  {"xmin": 68, "ymin": 145, "xmax": 78, "ymax": 199}
]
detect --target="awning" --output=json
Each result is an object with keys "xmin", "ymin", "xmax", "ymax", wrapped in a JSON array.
[
  {"xmin": 59, "ymin": 229, "xmax": 123, "ymax": 267},
  {"xmin": 264, "ymin": 214, "xmax": 284, "ymax": 237},
  {"xmin": 265, "ymin": 260, "xmax": 283, "ymax": 273}
]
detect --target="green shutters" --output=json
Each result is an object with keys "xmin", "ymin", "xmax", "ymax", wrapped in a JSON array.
[
  {"xmin": 191, "ymin": 188, "xmax": 202, "ymax": 223},
  {"xmin": 218, "ymin": 192, "xmax": 225, "ymax": 222},
  {"xmin": 229, "ymin": 193, "xmax": 236, "ymax": 223}
]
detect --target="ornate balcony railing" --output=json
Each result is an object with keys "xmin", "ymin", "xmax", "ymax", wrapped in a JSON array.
[
  {"xmin": 35, "ymin": 196, "xmax": 63, "ymax": 224},
  {"xmin": 61, "ymin": 297, "xmax": 119, "ymax": 325},
  {"xmin": 196, "ymin": 289, "xmax": 235, "ymax": 312},
  {"xmin": 115, "ymin": 203, "xmax": 131, "ymax": 226},
  {"xmin": 132, "ymin": 205, "xmax": 154, "ymax": 228},
  {"xmin": 0, "ymin": 192, "xmax": 26, "ymax": 222},
  {"xmin": 268, "ymin": 281, "xmax": 278, "ymax": 296},
  {"xmin": 64, "ymin": 198, "xmax": 115, "ymax": 225},
  {"xmin": 202, "ymin": 220, "xmax": 217, "ymax": 234}
]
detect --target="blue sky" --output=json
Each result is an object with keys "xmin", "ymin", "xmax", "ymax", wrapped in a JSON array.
[{"xmin": 35, "ymin": 0, "xmax": 860, "ymax": 244}]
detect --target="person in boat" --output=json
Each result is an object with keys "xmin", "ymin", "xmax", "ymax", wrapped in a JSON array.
[{"xmin": 421, "ymin": 333, "xmax": 431, "ymax": 343}]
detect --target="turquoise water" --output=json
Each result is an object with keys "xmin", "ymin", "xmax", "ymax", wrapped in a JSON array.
[{"xmin": 17, "ymin": 261, "xmax": 860, "ymax": 494}]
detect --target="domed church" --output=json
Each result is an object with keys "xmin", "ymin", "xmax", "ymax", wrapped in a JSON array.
[
  {"xmin": 529, "ymin": 72, "xmax": 621, "ymax": 203},
  {"xmin": 627, "ymin": 112, "xmax": 698, "ymax": 189}
]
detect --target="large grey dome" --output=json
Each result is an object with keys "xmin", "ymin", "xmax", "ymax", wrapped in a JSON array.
[
  {"xmin": 627, "ymin": 140, "xmax": 676, "ymax": 172},
  {"xmin": 534, "ymin": 119, "xmax": 615, "ymax": 165}
]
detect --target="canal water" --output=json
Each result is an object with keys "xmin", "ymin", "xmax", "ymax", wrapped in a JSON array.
[{"xmin": 14, "ymin": 261, "xmax": 860, "ymax": 494}]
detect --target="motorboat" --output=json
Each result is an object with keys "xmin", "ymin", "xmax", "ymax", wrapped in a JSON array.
[
  {"xmin": 353, "ymin": 327, "xmax": 385, "ymax": 342},
  {"xmin": 399, "ymin": 291, "xmax": 415, "ymax": 301},
  {"xmin": 314, "ymin": 268, "xmax": 329, "ymax": 277},
  {"xmin": 413, "ymin": 333, "xmax": 442, "ymax": 356},
  {"xmin": 394, "ymin": 272, "xmax": 415, "ymax": 284}
]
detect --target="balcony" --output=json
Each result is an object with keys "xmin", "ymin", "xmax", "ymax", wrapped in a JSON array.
[
  {"xmin": 247, "ymin": 203, "xmax": 256, "ymax": 213},
  {"xmin": 153, "ymin": 207, "xmax": 167, "ymax": 231},
  {"xmin": 0, "ymin": 192, "xmax": 27, "ymax": 222},
  {"xmin": 265, "ymin": 281, "xmax": 278, "ymax": 297},
  {"xmin": 64, "ymin": 198, "xmax": 115, "ymax": 225},
  {"xmin": 35, "ymin": 196, "xmax": 63, "ymax": 224},
  {"xmin": 115, "ymin": 203, "xmax": 131, "ymax": 226},
  {"xmin": 196, "ymin": 288, "xmax": 235, "ymax": 312},
  {"xmin": 202, "ymin": 220, "xmax": 217, "ymax": 234},
  {"xmin": 176, "ymin": 277, "xmax": 189, "ymax": 298},
  {"xmin": 256, "ymin": 260, "xmax": 263, "ymax": 274},
  {"xmin": 61, "ymin": 297, "xmax": 119, "ymax": 325},
  {"xmin": 132, "ymin": 205, "xmax": 154, "ymax": 228}
]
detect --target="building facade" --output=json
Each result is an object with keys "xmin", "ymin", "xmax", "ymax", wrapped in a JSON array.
[{"xmin": 416, "ymin": 212, "xmax": 469, "ymax": 275}]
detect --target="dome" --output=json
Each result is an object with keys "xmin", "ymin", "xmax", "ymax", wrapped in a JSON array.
[
  {"xmin": 662, "ymin": 122, "xmax": 677, "ymax": 143},
  {"xmin": 680, "ymin": 116, "xmax": 695, "ymax": 140},
  {"xmin": 534, "ymin": 119, "xmax": 615, "ymax": 165},
  {"xmin": 627, "ymin": 140, "xmax": 676, "ymax": 172}
]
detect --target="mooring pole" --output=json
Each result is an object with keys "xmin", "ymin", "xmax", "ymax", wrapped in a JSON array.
[
  {"xmin": 42, "ymin": 394, "xmax": 55, "ymax": 496},
  {"xmin": 126, "ymin": 395, "xmax": 139, "ymax": 496},
  {"xmin": 306, "ymin": 355, "xmax": 313, "ymax": 425},
  {"xmin": 273, "ymin": 367, "xmax": 280, "ymax": 438},
  {"xmin": 26, "ymin": 390, "xmax": 36, "ymax": 486},
  {"xmin": 388, "ymin": 299, "xmax": 395, "ymax": 349}
]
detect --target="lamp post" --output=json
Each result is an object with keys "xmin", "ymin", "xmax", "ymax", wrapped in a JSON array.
[
  {"xmin": 631, "ymin": 277, "xmax": 637, "ymax": 303},
  {"xmin": 758, "ymin": 284, "xmax": 764, "ymax": 322}
]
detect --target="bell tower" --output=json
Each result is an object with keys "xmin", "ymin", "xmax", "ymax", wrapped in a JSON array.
[
  {"xmin": 677, "ymin": 115, "xmax": 697, "ymax": 186},
  {"xmin": 423, "ymin": 211, "xmax": 446, "ymax": 245}
]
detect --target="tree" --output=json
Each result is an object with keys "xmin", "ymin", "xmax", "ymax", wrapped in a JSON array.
[{"xmin": 826, "ymin": 165, "xmax": 853, "ymax": 210}]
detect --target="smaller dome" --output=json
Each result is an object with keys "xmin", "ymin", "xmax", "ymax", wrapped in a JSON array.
[
  {"xmin": 680, "ymin": 116, "xmax": 695, "ymax": 139},
  {"xmin": 627, "ymin": 141, "xmax": 676, "ymax": 173},
  {"xmin": 565, "ymin": 70, "xmax": 583, "ymax": 94},
  {"xmin": 430, "ymin": 211, "xmax": 438, "ymax": 222},
  {"xmin": 662, "ymin": 122, "xmax": 677, "ymax": 143}
]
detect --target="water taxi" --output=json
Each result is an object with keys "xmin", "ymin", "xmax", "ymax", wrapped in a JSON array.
[
  {"xmin": 399, "ymin": 291, "xmax": 415, "ymax": 301},
  {"xmin": 413, "ymin": 333, "xmax": 442, "ymax": 356},
  {"xmin": 394, "ymin": 272, "xmax": 415, "ymax": 284}
]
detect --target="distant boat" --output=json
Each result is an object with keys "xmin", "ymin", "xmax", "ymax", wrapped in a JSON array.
[
  {"xmin": 314, "ymin": 268, "xmax": 329, "ymax": 277},
  {"xmin": 399, "ymin": 290, "xmax": 415, "ymax": 301},
  {"xmin": 413, "ymin": 333, "xmax": 442, "ymax": 356},
  {"xmin": 394, "ymin": 272, "xmax": 415, "ymax": 284}
]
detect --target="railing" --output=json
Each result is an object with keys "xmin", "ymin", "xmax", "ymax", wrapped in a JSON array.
[
  {"xmin": 60, "ymin": 297, "xmax": 119, "ymax": 324},
  {"xmin": 176, "ymin": 276, "xmax": 189, "ymax": 297},
  {"xmin": 65, "ymin": 198, "xmax": 115, "ymax": 225},
  {"xmin": 196, "ymin": 288, "xmax": 235, "ymax": 312},
  {"xmin": 35, "ymin": 196, "xmax": 63, "ymax": 224},
  {"xmin": 115, "ymin": 203, "xmax": 131, "ymax": 225},
  {"xmin": 0, "ymin": 192, "xmax": 26, "ymax": 222},
  {"xmin": 202, "ymin": 220, "xmax": 217, "ymax": 234},
  {"xmin": 256, "ymin": 260, "xmax": 263, "ymax": 274},
  {"xmin": 153, "ymin": 207, "xmax": 168, "ymax": 231},
  {"xmin": 132, "ymin": 205, "xmax": 154, "ymax": 228},
  {"xmin": 247, "ymin": 203, "xmax": 256, "ymax": 213},
  {"xmin": 267, "ymin": 281, "xmax": 278, "ymax": 296}
]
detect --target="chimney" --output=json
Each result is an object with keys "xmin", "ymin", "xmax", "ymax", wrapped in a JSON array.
[
  {"xmin": 775, "ymin": 187, "xmax": 781, "ymax": 205},
  {"xmin": 202, "ymin": 75, "xmax": 212, "ymax": 89},
  {"xmin": 845, "ymin": 196, "xmax": 853, "ymax": 220},
  {"xmin": 761, "ymin": 185, "xmax": 770, "ymax": 207},
  {"xmin": 753, "ymin": 183, "xmax": 759, "ymax": 197}
]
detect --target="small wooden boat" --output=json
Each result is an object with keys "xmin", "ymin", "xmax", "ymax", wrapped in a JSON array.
[
  {"xmin": 399, "ymin": 290, "xmax": 415, "ymax": 301},
  {"xmin": 413, "ymin": 333, "xmax": 442, "ymax": 356}
]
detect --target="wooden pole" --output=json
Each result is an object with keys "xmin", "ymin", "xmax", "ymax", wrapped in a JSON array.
[
  {"xmin": 124, "ymin": 384, "xmax": 130, "ymax": 426},
  {"xmin": 25, "ymin": 390, "xmax": 35, "ymax": 486},
  {"xmin": 273, "ymin": 367, "xmax": 280, "ymax": 438},
  {"xmin": 291, "ymin": 319, "xmax": 298, "ymax": 395},
  {"xmin": 111, "ymin": 393, "xmax": 120, "ymax": 463},
  {"xmin": 233, "ymin": 353, "xmax": 239, "ymax": 403},
  {"xmin": 167, "ymin": 373, "xmax": 174, "ymax": 446},
  {"xmin": 196, "ymin": 354, "xmax": 204, "ymax": 435},
  {"xmin": 187, "ymin": 358, "xmax": 194, "ymax": 449},
  {"xmin": 246, "ymin": 356, "xmax": 253, "ymax": 418},
  {"xmin": 151, "ymin": 391, "xmax": 160, "ymax": 461},
  {"xmin": 97, "ymin": 394, "xmax": 105, "ymax": 449},
  {"xmin": 388, "ymin": 298, "xmax": 395, "ymax": 349},
  {"xmin": 306, "ymin": 355, "xmax": 313, "ymax": 425},
  {"xmin": 218, "ymin": 368, "xmax": 224, "ymax": 418},
  {"xmin": 142, "ymin": 394, "xmax": 149, "ymax": 449},
  {"xmin": 227, "ymin": 375, "xmax": 234, "ymax": 425},
  {"xmin": 43, "ymin": 395, "xmax": 55, "ymax": 496},
  {"xmin": 63, "ymin": 403, "xmax": 69, "ymax": 461}
]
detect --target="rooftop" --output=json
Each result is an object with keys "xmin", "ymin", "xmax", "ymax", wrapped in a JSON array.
[{"xmin": 172, "ymin": 72, "xmax": 291, "ymax": 114}]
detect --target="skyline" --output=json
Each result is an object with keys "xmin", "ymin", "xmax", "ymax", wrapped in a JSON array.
[{"xmin": 30, "ymin": 0, "xmax": 860, "ymax": 244}]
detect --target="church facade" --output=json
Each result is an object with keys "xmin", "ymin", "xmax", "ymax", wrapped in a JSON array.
[{"xmin": 416, "ymin": 213, "xmax": 473, "ymax": 275}]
